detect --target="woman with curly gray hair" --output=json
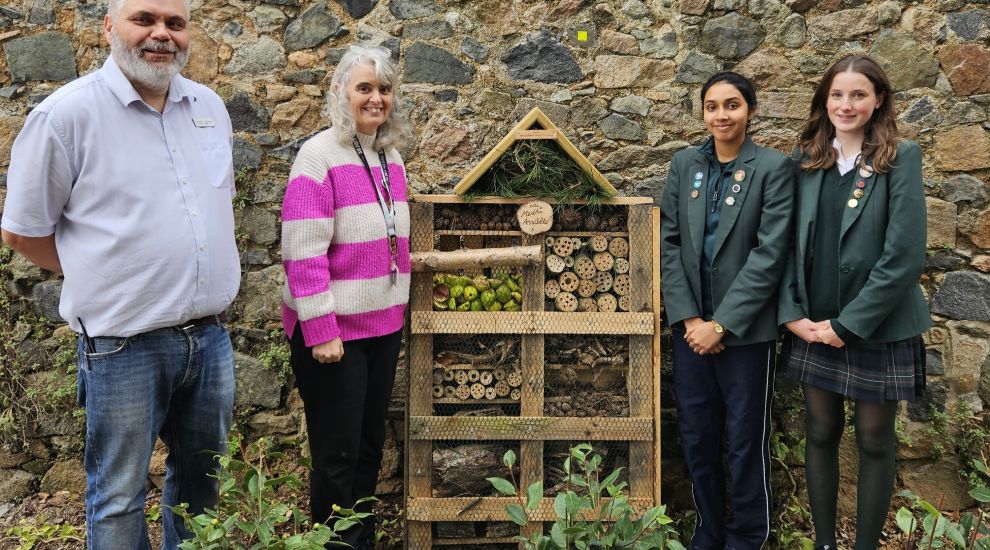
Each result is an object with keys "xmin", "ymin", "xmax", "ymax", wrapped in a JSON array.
[{"xmin": 280, "ymin": 43, "xmax": 412, "ymax": 549}]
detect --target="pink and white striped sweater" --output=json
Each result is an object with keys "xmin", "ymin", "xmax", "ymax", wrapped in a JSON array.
[{"xmin": 281, "ymin": 130, "xmax": 410, "ymax": 347}]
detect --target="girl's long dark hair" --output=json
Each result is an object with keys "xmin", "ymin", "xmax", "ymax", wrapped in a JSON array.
[{"xmin": 798, "ymin": 55, "xmax": 900, "ymax": 173}]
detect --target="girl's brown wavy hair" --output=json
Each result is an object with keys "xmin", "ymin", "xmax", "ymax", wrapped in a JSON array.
[{"xmin": 798, "ymin": 55, "xmax": 900, "ymax": 174}]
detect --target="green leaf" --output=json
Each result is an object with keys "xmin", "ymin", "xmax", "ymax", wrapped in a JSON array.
[
  {"xmin": 488, "ymin": 477, "xmax": 517, "ymax": 496},
  {"xmin": 970, "ymin": 486, "xmax": 990, "ymax": 503},
  {"xmin": 506, "ymin": 504, "xmax": 528, "ymax": 526},
  {"xmin": 526, "ymin": 481, "xmax": 543, "ymax": 510},
  {"xmin": 550, "ymin": 522, "xmax": 567, "ymax": 546},
  {"xmin": 896, "ymin": 507, "xmax": 917, "ymax": 534},
  {"xmin": 945, "ymin": 522, "xmax": 966, "ymax": 548},
  {"xmin": 601, "ymin": 468, "xmax": 623, "ymax": 490},
  {"xmin": 553, "ymin": 493, "xmax": 567, "ymax": 519},
  {"xmin": 503, "ymin": 449, "xmax": 517, "ymax": 468}
]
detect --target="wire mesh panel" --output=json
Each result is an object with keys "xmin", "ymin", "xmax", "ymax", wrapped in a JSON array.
[
  {"xmin": 544, "ymin": 335, "xmax": 629, "ymax": 418},
  {"xmin": 433, "ymin": 335, "xmax": 523, "ymax": 415},
  {"xmin": 543, "ymin": 441, "xmax": 631, "ymax": 497},
  {"xmin": 406, "ymin": 197, "xmax": 659, "ymax": 550}
]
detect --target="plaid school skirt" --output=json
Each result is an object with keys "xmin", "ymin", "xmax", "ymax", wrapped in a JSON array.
[{"xmin": 783, "ymin": 334, "xmax": 926, "ymax": 402}]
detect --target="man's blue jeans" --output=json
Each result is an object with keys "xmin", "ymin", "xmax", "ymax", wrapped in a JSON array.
[{"xmin": 76, "ymin": 322, "xmax": 235, "ymax": 550}]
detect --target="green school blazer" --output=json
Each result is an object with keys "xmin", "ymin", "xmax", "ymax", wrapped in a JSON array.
[
  {"xmin": 660, "ymin": 137, "xmax": 795, "ymax": 346},
  {"xmin": 778, "ymin": 140, "xmax": 932, "ymax": 342}
]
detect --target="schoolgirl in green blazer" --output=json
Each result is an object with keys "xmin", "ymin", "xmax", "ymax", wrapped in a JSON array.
[
  {"xmin": 778, "ymin": 55, "xmax": 931, "ymax": 550},
  {"xmin": 660, "ymin": 72, "xmax": 793, "ymax": 549}
]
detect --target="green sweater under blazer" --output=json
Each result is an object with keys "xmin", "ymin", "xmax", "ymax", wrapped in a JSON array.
[
  {"xmin": 661, "ymin": 137, "xmax": 795, "ymax": 345},
  {"xmin": 778, "ymin": 140, "xmax": 932, "ymax": 343}
]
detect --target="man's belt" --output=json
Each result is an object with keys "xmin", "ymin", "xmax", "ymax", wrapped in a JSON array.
[{"xmin": 179, "ymin": 312, "xmax": 229, "ymax": 331}]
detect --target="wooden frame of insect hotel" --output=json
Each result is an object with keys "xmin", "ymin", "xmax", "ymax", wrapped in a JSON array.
[{"xmin": 404, "ymin": 108, "xmax": 662, "ymax": 548}]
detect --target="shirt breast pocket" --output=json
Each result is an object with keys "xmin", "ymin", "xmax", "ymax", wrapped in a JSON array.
[{"xmin": 197, "ymin": 139, "xmax": 233, "ymax": 189}]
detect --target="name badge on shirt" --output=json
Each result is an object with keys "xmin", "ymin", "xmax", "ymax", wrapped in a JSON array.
[{"xmin": 192, "ymin": 117, "xmax": 215, "ymax": 128}]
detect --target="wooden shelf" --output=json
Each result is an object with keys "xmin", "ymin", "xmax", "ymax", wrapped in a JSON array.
[
  {"xmin": 411, "ymin": 194, "xmax": 653, "ymax": 205},
  {"xmin": 546, "ymin": 230, "xmax": 628, "ymax": 237},
  {"xmin": 411, "ymin": 311, "xmax": 655, "ymax": 335},
  {"xmin": 406, "ymin": 496, "xmax": 655, "ymax": 522},
  {"xmin": 434, "ymin": 229, "xmax": 524, "ymax": 236},
  {"xmin": 409, "ymin": 415, "xmax": 654, "ymax": 441},
  {"xmin": 433, "ymin": 537, "xmax": 518, "ymax": 545},
  {"xmin": 433, "ymin": 398, "xmax": 519, "ymax": 405}
]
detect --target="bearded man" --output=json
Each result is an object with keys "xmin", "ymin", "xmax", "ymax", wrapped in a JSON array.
[{"xmin": 1, "ymin": 0, "xmax": 239, "ymax": 547}]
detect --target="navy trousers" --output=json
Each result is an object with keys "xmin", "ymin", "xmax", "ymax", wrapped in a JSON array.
[{"xmin": 672, "ymin": 334, "xmax": 775, "ymax": 550}]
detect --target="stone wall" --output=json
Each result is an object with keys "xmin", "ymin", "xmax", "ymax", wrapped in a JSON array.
[{"xmin": 1, "ymin": 0, "xmax": 990, "ymax": 519}]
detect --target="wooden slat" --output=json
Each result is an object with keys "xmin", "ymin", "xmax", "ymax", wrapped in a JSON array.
[
  {"xmin": 515, "ymin": 129, "xmax": 557, "ymax": 139},
  {"xmin": 409, "ymin": 416, "xmax": 654, "ymax": 441},
  {"xmin": 407, "ymin": 202, "xmax": 435, "ymax": 550},
  {"xmin": 433, "ymin": 537, "xmax": 518, "ymax": 545},
  {"xmin": 407, "ymin": 497, "xmax": 656, "ymax": 522},
  {"xmin": 652, "ymin": 206, "xmax": 663, "ymax": 504},
  {"xmin": 411, "ymin": 311, "xmax": 654, "ymax": 334},
  {"xmin": 627, "ymin": 204, "xmax": 656, "ymax": 501},
  {"xmin": 519, "ymin": 233, "xmax": 545, "ymax": 544},
  {"xmin": 411, "ymin": 194, "xmax": 653, "ymax": 205}
]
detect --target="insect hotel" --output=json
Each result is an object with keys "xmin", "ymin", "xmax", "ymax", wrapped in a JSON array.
[{"xmin": 405, "ymin": 108, "xmax": 661, "ymax": 548}]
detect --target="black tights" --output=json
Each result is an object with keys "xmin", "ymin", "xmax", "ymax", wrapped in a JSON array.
[{"xmin": 803, "ymin": 385, "xmax": 898, "ymax": 550}]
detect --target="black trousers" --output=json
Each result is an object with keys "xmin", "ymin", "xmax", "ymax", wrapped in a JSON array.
[
  {"xmin": 289, "ymin": 326, "xmax": 401, "ymax": 546},
  {"xmin": 672, "ymin": 334, "xmax": 775, "ymax": 550}
]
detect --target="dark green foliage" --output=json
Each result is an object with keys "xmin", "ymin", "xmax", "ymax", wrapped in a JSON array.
[
  {"xmin": 487, "ymin": 443, "xmax": 685, "ymax": 550},
  {"xmin": 466, "ymin": 140, "xmax": 612, "ymax": 204}
]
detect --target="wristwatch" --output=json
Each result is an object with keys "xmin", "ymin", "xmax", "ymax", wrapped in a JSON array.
[{"xmin": 711, "ymin": 320, "xmax": 725, "ymax": 334}]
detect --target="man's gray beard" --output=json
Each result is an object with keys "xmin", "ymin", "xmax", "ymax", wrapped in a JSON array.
[{"xmin": 111, "ymin": 28, "xmax": 190, "ymax": 92}]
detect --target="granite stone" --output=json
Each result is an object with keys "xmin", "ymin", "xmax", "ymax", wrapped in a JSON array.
[
  {"xmin": 932, "ymin": 272, "xmax": 990, "ymax": 321},
  {"xmin": 404, "ymin": 42, "xmax": 474, "ymax": 85},
  {"xmin": 4, "ymin": 33, "xmax": 77, "ymax": 82},
  {"xmin": 502, "ymin": 30, "xmax": 583, "ymax": 83},
  {"xmin": 284, "ymin": 1, "xmax": 346, "ymax": 51}
]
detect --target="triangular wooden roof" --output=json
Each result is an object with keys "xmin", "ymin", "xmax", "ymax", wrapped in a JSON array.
[{"xmin": 453, "ymin": 107, "xmax": 617, "ymax": 196}]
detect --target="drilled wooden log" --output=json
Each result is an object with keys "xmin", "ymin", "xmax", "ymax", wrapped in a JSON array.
[
  {"xmin": 470, "ymin": 383, "xmax": 485, "ymax": 399},
  {"xmin": 577, "ymin": 278, "xmax": 597, "ymax": 298},
  {"xmin": 507, "ymin": 370, "xmax": 523, "ymax": 388},
  {"xmin": 578, "ymin": 297, "xmax": 599, "ymax": 312},
  {"xmin": 619, "ymin": 294, "xmax": 631, "ymax": 312},
  {"xmin": 494, "ymin": 380, "xmax": 510, "ymax": 397},
  {"xmin": 596, "ymin": 293, "xmax": 617, "ymax": 313},
  {"xmin": 608, "ymin": 237, "xmax": 629, "ymax": 258},
  {"xmin": 558, "ymin": 271, "xmax": 579, "ymax": 292},
  {"xmin": 443, "ymin": 385, "xmax": 456, "ymax": 398},
  {"xmin": 589, "ymin": 234, "xmax": 609, "ymax": 252},
  {"xmin": 574, "ymin": 255, "xmax": 597, "ymax": 280},
  {"xmin": 485, "ymin": 386, "xmax": 497, "ymax": 400},
  {"xmin": 613, "ymin": 257, "xmax": 630, "ymax": 274},
  {"xmin": 552, "ymin": 238, "xmax": 576, "ymax": 257},
  {"xmin": 545, "ymin": 279, "xmax": 561, "ymax": 299},
  {"xmin": 467, "ymin": 369, "xmax": 481, "ymax": 383},
  {"xmin": 613, "ymin": 273, "xmax": 631, "ymax": 296},
  {"xmin": 595, "ymin": 271, "xmax": 613, "ymax": 293},
  {"xmin": 546, "ymin": 254, "xmax": 566, "ymax": 273},
  {"xmin": 455, "ymin": 384, "xmax": 471, "ymax": 400},
  {"xmin": 593, "ymin": 251, "xmax": 615, "ymax": 272},
  {"xmin": 480, "ymin": 371, "xmax": 493, "ymax": 386},
  {"xmin": 455, "ymin": 370, "xmax": 469, "ymax": 385},
  {"xmin": 555, "ymin": 291, "xmax": 579, "ymax": 312},
  {"xmin": 411, "ymin": 245, "xmax": 541, "ymax": 272}
]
